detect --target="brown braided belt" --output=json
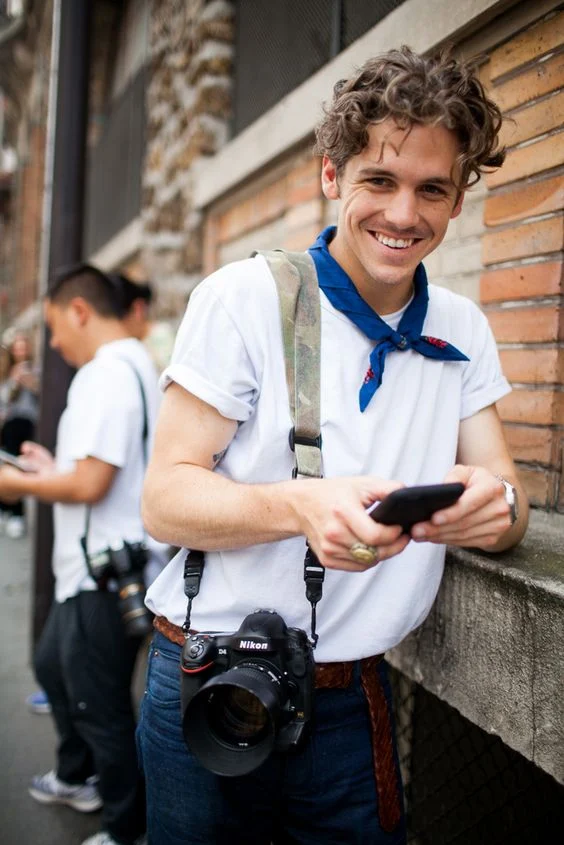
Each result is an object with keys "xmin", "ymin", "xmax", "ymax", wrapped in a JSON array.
[{"xmin": 153, "ymin": 614, "xmax": 402, "ymax": 832}]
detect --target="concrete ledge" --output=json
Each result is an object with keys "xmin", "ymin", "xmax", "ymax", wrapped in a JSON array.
[{"xmin": 388, "ymin": 508, "xmax": 564, "ymax": 785}]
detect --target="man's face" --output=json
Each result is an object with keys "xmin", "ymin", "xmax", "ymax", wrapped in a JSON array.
[
  {"xmin": 322, "ymin": 119, "xmax": 464, "ymax": 307},
  {"xmin": 44, "ymin": 300, "xmax": 86, "ymax": 368}
]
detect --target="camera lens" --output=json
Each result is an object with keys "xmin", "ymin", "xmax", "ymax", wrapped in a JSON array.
[
  {"xmin": 208, "ymin": 685, "xmax": 270, "ymax": 746},
  {"xmin": 183, "ymin": 663, "xmax": 284, "ymax": 776},
  {"xmin": 117, "ymin": 573, "xmax": 153, "ymax": 638}
]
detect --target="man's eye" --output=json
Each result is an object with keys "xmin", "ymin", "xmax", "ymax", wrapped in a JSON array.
[
  {"xmin": 369, "ymin": 178, "xmax": 391, "ymax": 187},
  {"xmin": 422, "ymin": 185, "xmax": 446, "ymax": 196}
]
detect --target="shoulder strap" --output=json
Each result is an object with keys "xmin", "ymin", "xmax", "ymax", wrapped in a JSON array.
[
  {"xmin": 254, "ymin": 249, "xmax": 323, "ymax": 480},
  {"xmin": 182, "ymin": 251, "xmax": 325, "ymax": 645}
]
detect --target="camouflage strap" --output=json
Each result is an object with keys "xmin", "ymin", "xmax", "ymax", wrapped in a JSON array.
[{"xmin": 254, "ymin": 249, "xmax": 322, "ymax": 479}]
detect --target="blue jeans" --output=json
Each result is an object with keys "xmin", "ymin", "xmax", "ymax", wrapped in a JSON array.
[{"xmin": 137, "ymin": 632, "xmax": 406, "ymax": 845}]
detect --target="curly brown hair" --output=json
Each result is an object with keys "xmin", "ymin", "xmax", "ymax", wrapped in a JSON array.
[{"xmin": 315, "ymin": 45, "xmax": 505, "ymax": 189}]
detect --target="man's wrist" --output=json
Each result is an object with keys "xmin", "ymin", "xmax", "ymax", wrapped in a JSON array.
[{"xmin": 495, "ymin": 474, "xmax": 519, "ymax": 526}]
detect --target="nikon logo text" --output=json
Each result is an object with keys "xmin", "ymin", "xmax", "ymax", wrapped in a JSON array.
[{"xmin": 239, "ymin": 640, "xmax": 268, "ymax": 650}]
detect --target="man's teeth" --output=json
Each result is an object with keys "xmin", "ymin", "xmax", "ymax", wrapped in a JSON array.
[{"xmin": 374, "ymin": 233, "xmax": 415, "ymax": 248}]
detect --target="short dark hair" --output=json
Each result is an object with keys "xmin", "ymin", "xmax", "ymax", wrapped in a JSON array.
[
  {"xmin": 118, "ymin": 277, "xmax": 153, "ymax": 312},
  {"xmin": 315, "ymin": 45, "xmax": 505, "ymax": 189},
  {"xmin": 48, "ymin": 263, "xmax": 127, "ymax": 318}
]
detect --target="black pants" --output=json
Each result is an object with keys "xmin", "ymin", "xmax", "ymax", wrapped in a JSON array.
[
  {"xmin": 34, "ymin": 591, "xmax": 146, "ymax": 845},
  {"xmin": 0, "ymin": 416, "xmax": 34, "ymax": 517}
]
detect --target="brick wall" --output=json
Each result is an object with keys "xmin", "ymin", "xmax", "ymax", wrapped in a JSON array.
[
  {"xmin": 479, "ymin": 8, "xmax": 564, "ymax": 510},
  {"xmin": 202, "ymin": 151, "xmax": 323, "ymax": 273},
  {"xmin": 199, "ymin": 6, "xmax": 564, "ymax": 512},
  {"xmin": 12, "ymin": 121, "xmax": 46, "ymax": 315}
]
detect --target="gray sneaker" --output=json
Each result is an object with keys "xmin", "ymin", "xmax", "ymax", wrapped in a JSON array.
[
  {"xmin": 29, "ymin": 769, "xmax": 102, "ymax": 812},
  {"xmin": 81, "ymin": 833, "xmax": 147, "ymax": 845},
  {"xmin": 81, "ymin": 834, "xmax": 120, "ymax": 845}
]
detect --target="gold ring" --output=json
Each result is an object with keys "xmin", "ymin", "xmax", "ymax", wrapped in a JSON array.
[{"xmin": 350, "ymin": 542, "xmax": 379, "ymax": 564}]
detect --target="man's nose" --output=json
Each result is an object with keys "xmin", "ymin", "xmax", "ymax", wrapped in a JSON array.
[{"xmin": 383, "ymin": 190, "xmax": 419, "ymax": 231}]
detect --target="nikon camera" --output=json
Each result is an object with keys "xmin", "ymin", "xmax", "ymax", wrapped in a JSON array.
[
  {"xmin": 180, "ymin": 609, "xmax": 314, "ymax": 777},
  {"xmin": 86, "ymin": 540, "xmax": 153, "ymax": 638}
]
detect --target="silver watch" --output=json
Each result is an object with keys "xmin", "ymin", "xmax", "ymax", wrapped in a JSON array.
[{"xmin": 496, "ymin": 475, "xmax": 519, "ymax": 526}]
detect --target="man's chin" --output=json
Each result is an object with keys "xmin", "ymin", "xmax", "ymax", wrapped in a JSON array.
[
  {"xmin": 58, "ymin": 351, "xmax": 79, "ymax": 368},
  {"xmin": 368, "ymin": 261, "xmax": 419, "ymax": 288}
]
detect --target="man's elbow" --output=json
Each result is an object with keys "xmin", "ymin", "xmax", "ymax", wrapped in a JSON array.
[
  {"xmin": 142, "ymin": 480, "xmax": 166, "ymax": 542},
  {"xmin": 74, "ymin": 474, "xmax": 115, "ymax": 505},
  {"xmin": 79, "ymin": 485, "xmax": 111, "ymax": 505}
]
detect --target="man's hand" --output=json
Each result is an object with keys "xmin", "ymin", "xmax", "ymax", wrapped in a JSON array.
[
  {"xmin": 410, "ymin": 464, "xmax": 512, "ymax": 550},
  {"xmin": 20, "ymin": 442, "xmax": 56, "ymax": 475},
  {"xmin": 289, "ymin": 476, "xmax": 411, "ymax": 572},
  {"xmin": 0, "ymin": 466, "xmax": 26, "ymax": 503}
]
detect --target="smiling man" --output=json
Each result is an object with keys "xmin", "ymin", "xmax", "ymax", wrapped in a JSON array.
[{"xmin": 139, "ymin": 47, "xmax": 528, "ymax": 845}]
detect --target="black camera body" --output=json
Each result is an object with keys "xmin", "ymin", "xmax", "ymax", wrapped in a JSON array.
[
  {"xmin": 180, "ymin": 609, "xmax": 314, "ymax": 777},
  {"xmin": 86, "ymin": 540, "xmax": 152, "ymax": 638}
]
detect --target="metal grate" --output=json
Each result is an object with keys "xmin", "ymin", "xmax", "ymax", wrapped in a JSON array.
[
  {"xmin": 390, "ymin": 668, "xmax": 564, "ymax": 844},
  {"xmin": 342, "ymin": 0, "xmax": 406, "ymax": 48},
  {"xmin": 233, "ymin": 0, "xmax": 407, "ymax": 135},
  {"xmin": 83, "ymin": 66, "xmax": 146, "ymax": 257}
]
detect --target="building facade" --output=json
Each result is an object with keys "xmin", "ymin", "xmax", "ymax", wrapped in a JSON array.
[{"xmin": 0, "ymin": 0, "xmax": 563, "ymax": 838}]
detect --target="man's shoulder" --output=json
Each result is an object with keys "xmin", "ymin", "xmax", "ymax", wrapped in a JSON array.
[
  {"xmin": 72, "ymin": 343, "xmax": 149, "ymax": 397},
  {"xmin": 198, "ymin": 253, "xmax": 281, "ymax": 304}
]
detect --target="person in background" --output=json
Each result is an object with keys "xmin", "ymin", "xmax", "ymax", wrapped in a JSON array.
[
  {"xmin": 0, "ymin": 331, "xmax": 39, "ymax": 538},
  {"xmin": 0, "ymin": 264, "xmax": 156, "ymax": 845},
  {"xmin": 118, "ymin": 277, "xmax": 176, "ymax": 374}
]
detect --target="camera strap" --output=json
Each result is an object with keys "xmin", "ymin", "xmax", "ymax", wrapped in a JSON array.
[
  {"xmin": 181, "ymin": 251, "xmax": 326, "ymax": 645},
  {"xmin": 80, "ymin": 357, "xmax": 149, "ymax": 582},
  {"xmin": 259, "ymin": 249, "xmax": 324, "ymax": 646}
]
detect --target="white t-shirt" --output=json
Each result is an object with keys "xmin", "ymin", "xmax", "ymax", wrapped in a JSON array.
[
  {"xmin": 53, "ymin": 338, "xmax": 160, "ymax": 603},
  {"xmin": 146, "ymin": 255, "xmax": 511, "ymax": 661}
]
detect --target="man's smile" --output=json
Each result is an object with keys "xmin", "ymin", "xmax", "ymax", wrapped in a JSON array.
[{"xmin": 367, "ymin": 229, "xmax": 425, "ymax": 252}]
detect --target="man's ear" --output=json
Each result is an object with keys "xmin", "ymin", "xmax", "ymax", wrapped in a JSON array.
[
  {"xmin": 321, "ymin": 156, "xmax": 340, "ymax": 200},
  {"xmin": 451, "ymin": 190, "xmax": 465, "ymax": 220},
  {"xmin": 69, "ymin": 297, "xmax": 91, "ymax": 327}
]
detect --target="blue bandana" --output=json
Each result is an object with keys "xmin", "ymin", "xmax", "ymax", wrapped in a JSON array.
[{"xmin": 308, "ymin": 227, "xmax": 469, "ymax": 412}]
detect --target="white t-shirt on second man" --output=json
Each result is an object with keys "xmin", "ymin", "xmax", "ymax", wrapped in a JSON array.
[{"xmin": 52, "ymin": 337, "xmax": 160, "ymax": 603}]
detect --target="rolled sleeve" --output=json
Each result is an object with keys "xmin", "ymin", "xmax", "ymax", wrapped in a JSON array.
[{"xmin": 160, "ymin": 272, "xmax": 260, "ymax": 422}]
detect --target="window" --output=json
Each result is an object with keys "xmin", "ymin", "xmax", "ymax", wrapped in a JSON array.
[{"xmin": 233, "ymin": 0, "xmax": 407, "ymax": 135}]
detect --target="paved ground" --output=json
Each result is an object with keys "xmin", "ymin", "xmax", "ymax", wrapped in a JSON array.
[{"xmin": 0, "ymin": 520, "xmax": 101, "ymax": 845}]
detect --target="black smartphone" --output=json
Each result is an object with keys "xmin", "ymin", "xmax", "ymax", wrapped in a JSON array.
[
  {"xmin": 0, "ymin": 448, "xmax": 34, "ymax": 473},
  {"xmin": 366, "ymin": 483, "xmax": 465, "ymax": 532}
]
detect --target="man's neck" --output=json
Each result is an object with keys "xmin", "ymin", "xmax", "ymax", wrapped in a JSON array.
[
  {"xmin": 327, "ymin": 239, "xmax": 415, "ymax": 316},
  {"xmin": 82, "ymin": 322, "xmax": 132, "ymax": 364}
]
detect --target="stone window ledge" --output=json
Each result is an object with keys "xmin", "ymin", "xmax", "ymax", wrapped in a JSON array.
[{"xmin": 388, "ymin": 508, "xmax": 564, "ymax": 785}]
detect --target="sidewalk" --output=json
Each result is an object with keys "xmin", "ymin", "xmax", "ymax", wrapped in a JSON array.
[{"xmin": 0, "ymin": 522, "xmax": 99, "ymax": 845}]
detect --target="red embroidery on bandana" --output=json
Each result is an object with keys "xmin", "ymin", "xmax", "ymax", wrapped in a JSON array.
[
  {"xmin": 422, "ymin": 336, "xmax": 448, "ymax": 349},
  {"xmin": 364, "ymin": 367, "xmax": 375, "ymax": 384}
]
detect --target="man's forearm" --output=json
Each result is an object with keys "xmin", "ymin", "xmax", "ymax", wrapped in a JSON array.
[
  {"xmin": 11, "ymin": 471, "xmax": 99, "ymax": 505},
  {"xmin": 142, "ymin": 464, "xmax": 305, "ymax": 549}
]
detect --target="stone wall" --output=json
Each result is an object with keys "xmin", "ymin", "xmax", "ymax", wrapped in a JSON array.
[{"xmin": 142, "ymin": 0, "xmax": 234, "ymax": 318}]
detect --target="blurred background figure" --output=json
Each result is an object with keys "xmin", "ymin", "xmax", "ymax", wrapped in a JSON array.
[
  {"xmin": 118, "ymin": 277, "xmax": 175, "ymax": 375},
  {"xmin": 0, "ymin": 331, "xmax": 39, "ymax": 538}
]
